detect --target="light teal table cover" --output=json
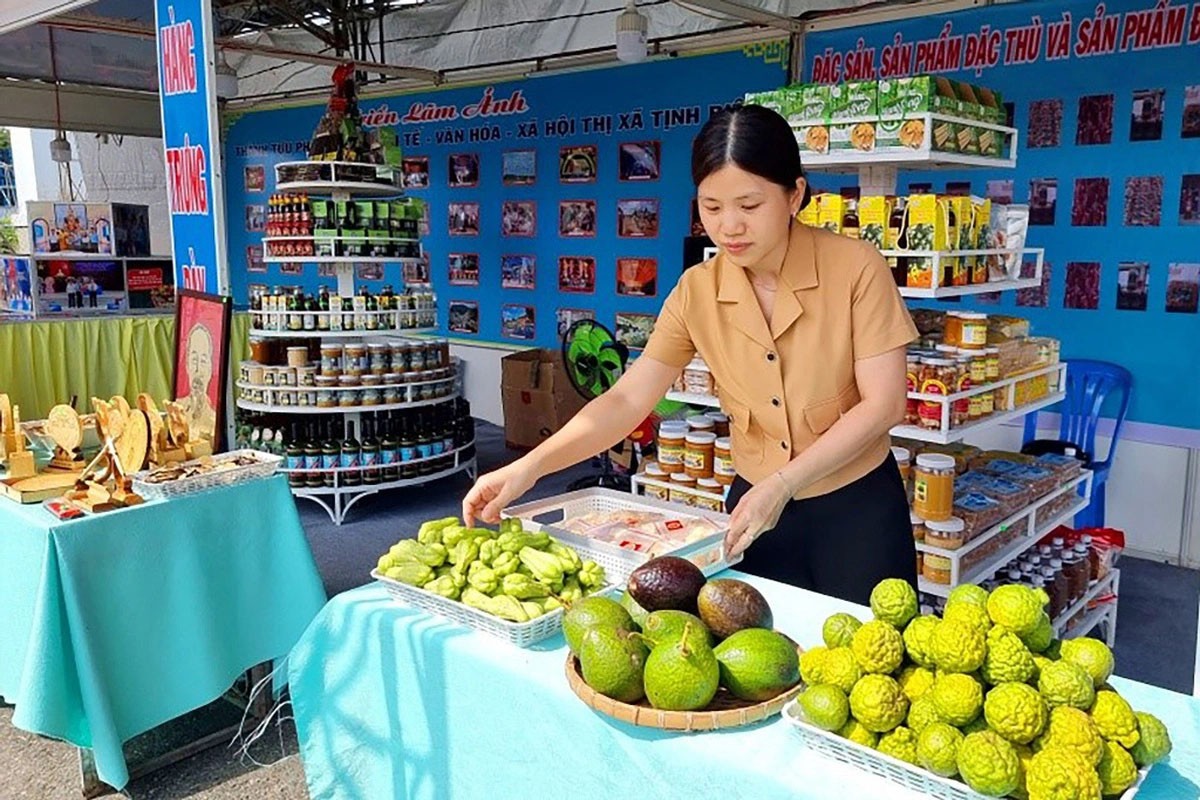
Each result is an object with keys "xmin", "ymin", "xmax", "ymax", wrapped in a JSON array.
[
  {"xmin": 0, "ymin": 474, "xmax": 327, "ymax": 790},
  {"xmin": 289, "ymin": 572, "xmax": 1200, "ymax": 800}
]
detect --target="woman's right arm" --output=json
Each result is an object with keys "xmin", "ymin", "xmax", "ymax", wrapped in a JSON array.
[{"xmin": 462, "ymin": 355, "xmax": 682, "ymax": 525}]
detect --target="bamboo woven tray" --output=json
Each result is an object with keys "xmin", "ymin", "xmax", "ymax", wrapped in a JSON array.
[{"xmin": 564, "ymin": 653, "xmax": 802, "ymax": 731}]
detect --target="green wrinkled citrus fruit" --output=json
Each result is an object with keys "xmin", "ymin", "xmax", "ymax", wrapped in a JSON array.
[
  {"xmin": 984, "ymin": 682, "xmax": 1049, "ymax": 745},
  {"xmin": 897, "ymin": 664, "xmax": 936, "ymax": 701},
  {"xmin": 987, "ymin": 584, "xmax": 1045, "ymax": 636},
  {"xmin": 1018, "ymin": 613, "xmax": 1055, "ymax": 654},
  {"xmin": 1129, "ymin": 711, "xmax": 1172, "ymax": 767},
  {"xmin": 1038, "ymin": 660, "xmax": 1096, "ymax": 710},
  {"xmin": 799, "ymin": 646, "xmax": 829, "ymax": 685},
  {"xmin": 1011, "ymin": 744, "xmax": 1035, "ymax": 800},
  {"xmin": 1097, "ymin": 740, "xmax": 1138, "ymax": 796},
  {"xmin": 851, "ymin": 620, "xmax": 905, "ymax": 674},
  {"xmin": 944, "ymin": 601, "xmax": 993, "ymax": 637},
  {"xmin": 1090, "ymin": 690, "xmax": 1140, "ymax": 748},
  {"xmin": 797, "ymin": 683, "xmax": 850, "ymax": 732},
  {"xmin": 932, "ymin": 673, "xmax": 984, "ymax": 727},
  {"xmin": 960, "ymin": 715, "xmax": 990, "ymax": 735},
  {"xmin": 870, "ymin": 578, "xmax": 918, "ymax": 629},
  {"xmin": 982, "ymin": 627, "xmax": 1036, "ymax": 686},
  {"xmin": 822, "ymin": 612, "xmax": 863, "ymax": 649},
  {"xmin": 946, "ymin": 583, "xmax": 990, "ymax": 610},
  {"xmin": 907, "ymin": 695, "xmax": 942, "ymax": 734},
  {"xmin": 1026, "ymin": 747, "xmax": 1102, "ymax": 800},
  {"xmin": 849, "ymin": 673, "xmax": 909, "ymax": 733},
  {"xmin": 917, "ymin": 722, "xmax": 964, "ymax": 777},
  {"xmin": 1060, "ymin": 638, "xmax": 1115, "ymax": 688},
  {"xmin": 902, "ymin": 615, "xmax": 940, "ymax": 669},
  {"xmin": 877, "ymin": 725, "xmax": 919, "ymax": 764},
  {"xmin": 820, "ymin": 647, "xmax": 862, "ymax": 694},
  {"xmin": 930, "ymin": 618, "xmax": 987, "ymax": 674},
  {"xmin": 838, "ymin": 718, "xmax": 878, "ymax": 748},
  {"xmin": 1034, "ymin": 706, "xmax": 1104, "ymax": 766},
  {"xmin": 957, "ymin": 730, "xmax": 1021, "ymax": 797}
]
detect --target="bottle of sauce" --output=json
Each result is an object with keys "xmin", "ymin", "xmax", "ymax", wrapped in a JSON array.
[
  {"xmin": 417, "ymin": 413, "xmax": 435, "ymax": 476},
  {"xmin": 341, "ymin": 420, "xmax": 362, "ymax": 487},
  {"xmin": 1081, "ymin": 534, "xmax": 1099, "ymax": 581},
  {"xmin": 286, "ymin": 422, "xmax": 305, "ymax": 488},
  {"xmin": 380, "ymin": 413, "xmax": 399, "ymax": 483},
  {"xmin": 322, "ymin": 420, "xmax": 339, "ymax": 489},
  {"xmin": 361, "ymin": 415, "xmax": 381, "ymax": 486},
  {"xmin": 1061, "ymin": 547, "xmax": 1085, "ymax": 603},
  {"xmin": 305, "ymin": 421, "xmax": 323, "ymax": 489},
  {"xmin": 1048, "ymin": 559, "xmax": 1069, "ymax": 616},
  {"xmin": 399, "ymin": 414, "xmax": 418, "ymax": 480},
  {"xmin": 1041, "ymin": 567, "xmax": 1065, "ymax": 620},
  {"xmin": 842, "ymin": 199, "xmax": 860, "ymax": 240},
  {"xmin": 1072, "ymin": 543, "xmax": 1093, "ymax": 594}
]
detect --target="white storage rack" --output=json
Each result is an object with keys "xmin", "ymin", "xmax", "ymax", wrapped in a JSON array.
[{"xmin": 237, "ymin": 161, "xmax": 475, "ymax": 525}]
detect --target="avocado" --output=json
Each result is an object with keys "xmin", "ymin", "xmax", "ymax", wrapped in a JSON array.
[
  {"xmin": 697, "ymin": 578, "xmax": 773, "ymax": 639},
  {"xmin": 618, "ymin": 589, "xmax": 651, "ymax": 629},
  {"xmin": 563, "ymin": 596, "xmax": 635, "ymax": 656},
  {"xmin": 643, "ymin": 621, "xmax": 720, "ymax": 711},
  {"xmin": 713, "ymin": 628, "xmax": 800, "ymax": 701},
  {"xmin": 627, "ymin": 556, "xmax": 707, "ymax": 613},
  {"xmin": 642, "ymin": 610, "xmax": 712, "ymax": 650},
  {"xmin": 578, "ymin": 626, "xmax": 649, "ymax": 703}
]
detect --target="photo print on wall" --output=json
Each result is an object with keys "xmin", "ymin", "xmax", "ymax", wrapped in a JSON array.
[
  {"xmin": 617, "ymin": 199, "xmax": 660, "ymax": 238},
  {"xmin": 1076, "ymin": 94, "xmax": 1114, "ymax": 145},
  {"xmin": 448, "ymin": 202, "xmax": 480, "ymax": 236},
  {"xmin": 1116, "ymin": 262, "xmax": 1149, "ymax": 311},
  {"xmin": 559, "ymin": 200, "xmax": 597, "ymax": 237},
  {"xmin": 1016, "ymin": 260, "xmax": 1052, "ymax": 308},
  {"xmin": 557, "ymin": 307, "xmax": 595, "ymax": 338},
  {"xmin": 614, "ymin": 312, "xmax": 655, "ymax": 350},
  {"xmin": 560, "ymin": 145, "xmax": 597, "ymax": 183},
  {"xmin": 448, "ymin": 153, "xmax": 480, "ymax": 187},
  {"xmin": 1130, "ymin": 89, "xmax": 1165, "ymax": 141},
  {"xmin": 558, "ymin": 256, "xmax": 596, "ymax": 293},
  {"xmin": 618, "ymin": 141, "xmax": 661, "ymax": 181},
  {"xmin": 501, "ymin": 255, "xmax": 536, "ymax": 290},
  {"xmin": 1029, "ymin": 179, "xmax": 1058, "ymax": 226},
  {"xmin": 1166, "ymin": 264, "xmax": 1199, "ymax": 313},
  {"xmin": 986, "ymin": 180, "xmax": 1014, "ymax": 205},
  {"xmin": 1071, "ymin": 178, "xmax": 1109, "ymax": 227},
  {"xmin": 402, "ymin": 157, "xmax": 430, "ymax": 189},
  {"xmin": 244, "ymin": 165, "xmax": 265, "ymax": 192},
  {"xmin": 1183, "ymin": 86, "xmax": 1200, "ymax": 138},
  {"xmin": 616, "ymin": 258, "xmax": 658, "ymax": 297},
  {"xmin": 1027, "ymin": 99, "xmax": 1063, "ymax": 148},
  {"xmin": 1064, "ymin": 261, "xmax": 1101, "ymax": 310},
  {"xmin": 501, "ymin": 304, "xmax": 536, "ymax": 340},
  {"xmin": 448, "ymin": 253, "xmax": 479, "ymax": 286},
  {"xmin": 1124, "ymin": 176, "xmax": 1163, "ymax": 227},
  {"xmin": 1179, "ymin": 175, "xmax": 1200, "ymax": 225},
  {"xmin": 448, "ymin": 300, "xmax": 479, "ymax": 334},
  {"xmin": 501, "ymin": 200, "xmax": 536, "ymax": 237},
  {"xmin": 502, "ymin": 150, "xmax": 537, "ymax": 186}
]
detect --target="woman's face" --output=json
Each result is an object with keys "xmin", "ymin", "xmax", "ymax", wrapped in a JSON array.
[{"xmin": 697, "ymin": 164, "xmax": 804, "ymax": 269}]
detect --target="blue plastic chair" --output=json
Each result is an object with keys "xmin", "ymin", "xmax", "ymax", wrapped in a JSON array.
[{"xmin": 1022, "ymin": 359, "xmax": 1133, "ymax": 529}]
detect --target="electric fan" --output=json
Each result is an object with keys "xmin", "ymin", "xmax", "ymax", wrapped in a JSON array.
[{"xmin": 560, "ymin": 319, "xmax": 631, "ymax": 491}]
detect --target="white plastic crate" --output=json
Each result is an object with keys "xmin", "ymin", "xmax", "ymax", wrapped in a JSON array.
[
  {"xmin": 782, "ymin": 698, "xmax": 1152, "ymax": 799},
  {"xmin": 502, "ymin": 487, "xmax": 739, "ymax": 583},
  {"xmin": 130, "ymin": 450, "xmax": 282, "ymax": 500}
]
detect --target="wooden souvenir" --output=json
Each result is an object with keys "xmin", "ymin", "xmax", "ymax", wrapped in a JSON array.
[
  {"xmin": 5, "ymin": 404, "xmax": 35, "ymax": 479},
  {"xmin": 45, "ymin": 404, "xmax": 87, "ymax": 471}
]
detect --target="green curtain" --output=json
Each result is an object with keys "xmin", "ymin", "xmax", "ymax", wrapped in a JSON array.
[{"xmin": 0, "ymin": 313, "xmax": 251, "ymax": 420}]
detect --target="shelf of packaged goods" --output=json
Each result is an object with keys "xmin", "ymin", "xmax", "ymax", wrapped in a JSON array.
[
  {"xmin": 247, "ymin": 327, "xmax": 437, "ymax": 339},
  {"xmin": 793, "ymin": 113, "xmax": 1019, "ymax": 173},
  {"xmin": 917, "ymin": 470, "xmax": 1092, "ymax": 565},
  {"xmin": 263, "ymin": 255, "xmax": 423, "ymax": 264},
  {"xmin": 236, "ymin": 372, "xmax": 456, "ymax": 394},
  {"xmin": 916, "ymin": 474, "xmax": 1099, "ymax": 599},
  {"xmin": 1052, "ymin": 568, "xmax": 1119, "ymax": 638},
  {"xmin": 664, "ymin": 391, "xmax": 722, "ymax": 408},
  {"xmin": 892, "ymin": 391, "xmax": 1066, "ymax": 446},
  {"xmin": 630, "ymin": 474, "xmax": 728, "ymax": 509},
  {"xmin": 889, "ymin": 247, "xmax": 1044, "ymax": 298},
  {"xmin": 262, "ymin": 235, "xmax": 419, "ymax": 245},
  {"xmin": 279, "ymin": 438, "xmax": 476, "ymax": 478},
  {"xmin": 236, "ymin": 390, "xmax": 458, "ymax": 415},
  {"xmin": 284, "ymin": 445, "xmax": 477, "ymax": 526}
]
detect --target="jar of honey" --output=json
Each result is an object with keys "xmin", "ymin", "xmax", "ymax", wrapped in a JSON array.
[
  {"xmin": 713, "ymin": 437, "xmax": 735, "ymax": 486},
  {"xmin": 925, "ymin": 517, "xmax": 966, "ymax": 550},
  {"xmin": 923, "ymin": 554, "xmax": 952, "ymax": 585},
  {"xmin": 657, "ymin": 422, "xmax": 687, "ymax": 475},
  {"xmin": 913, "ymin": 453, "xmax": 956, "ymax": 522},
  {"xmin": 918, "ymin": 358, "xmax": 959, "ymax": 431},
  {"xmin": 684, "ymin": 431, "xmax": 717, "ymax": 479},
  {"xmin": 892, "ymin": 446, "xmax": 911, "ymax": 484},
  {"xmin": 943, "ymin": 311, "xmax": 963, "ymax": 347},
  {"xmin": 694, "ymin": 478, "xmax": 724, "ymax": 511},
  {"xmin": 959, "ymin": 312, "xmax": 989, "ymax": 350},
  {"xmin": 642, "ymin": 463, "xmax": 670, "ymax": 501},
  {"xmin": 669, "ymin": 472, "xmax": 697, "ymax": 506}
]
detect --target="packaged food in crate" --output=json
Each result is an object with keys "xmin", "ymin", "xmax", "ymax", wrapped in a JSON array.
[
  {"xmin": 975, "ymin": 457, "xmax": 1025, "ymax": 477},
  {"xmin": 1036, "ymin": 452, "xmax": 1083, "ymax": 481},
  {"xmin": 953, "ymin": 492, "xmax": 1004, "ymax": 541},
  {"xmin": 502, "ymin": 488, "xmax": 736, "ymax": 582},
  {"xmin": 1007, "ymin": 464, "xmax": 1059, "ymax": 499},
  {"xmin": 977, "ymin": 477, "xmax": 1031, "ymax": 517}
]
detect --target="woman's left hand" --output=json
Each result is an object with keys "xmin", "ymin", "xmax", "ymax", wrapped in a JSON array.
[{"xmin": 725, "ymin": 473, "xmax": 793, "ymax": 558}]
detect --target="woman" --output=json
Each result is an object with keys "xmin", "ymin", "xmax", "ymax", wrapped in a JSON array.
[{"xmin": 463, "ymin": 105, "xmax": 918, "ymax": 604}]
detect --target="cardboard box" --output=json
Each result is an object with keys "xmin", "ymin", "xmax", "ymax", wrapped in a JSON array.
[
  {"xmin": 829, "ymin": 81, "xmax": 878, "ymax": 152},
  {"xmin": 501, "ymin": 349, "xmax": 588, "ymax": 450},
  {"xmin": 902, "ymin": 194, "xmax": 951, "ymax": 288},
  {"xmin": 785, "ymin": 84, "xmax": 832, "ymax": 155},
  {"xmin": 947, "ymin": 196, "xmax": 978, "ymax": 284}
]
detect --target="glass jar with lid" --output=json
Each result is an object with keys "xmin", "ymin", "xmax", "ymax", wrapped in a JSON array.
[
  {"xmin": 958, "ymin": 312, "xmax": 989, "ymax": 349},
  {"xmin": 913, "ymin": 453, "xmax": 956, "ymax": 522},
  {"xmin": 917, "ymin": 358, "xmax": 959, "ymax": 430},
  {"xmin": 925, "ymin": 517, "xmax": 965, "ymax": 550}
]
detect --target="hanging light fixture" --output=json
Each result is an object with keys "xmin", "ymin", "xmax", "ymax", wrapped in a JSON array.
[
  {"xmin": 615, "ymin": 1, "xmax": 648, "ymax": 64},
  {"xmin": 48, "ymin": 28, "xmax": 71, "ymax": 163}
]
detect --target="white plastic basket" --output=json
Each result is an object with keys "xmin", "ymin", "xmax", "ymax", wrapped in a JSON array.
[
  {"xmin": 130, "ymin": 449, "xmax": 283, "ymax": 499},
  {"xmin": 371, "ymin": 565, "xmax": 617, "ymax": 648},
  {"xmin": 502, "ymin": 487, "xmax": 739, "ymax": 584},
  {"xmin": 782, "ymin": 698, "xmax": 1153, "ymax": 800}
]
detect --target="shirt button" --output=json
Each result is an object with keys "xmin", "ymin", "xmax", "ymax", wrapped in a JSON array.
[
  {"xmin": 771, "ymin": 397, "xmax": 781, "ymax": 407},
  {"xmin": 780, "ymin": 441, "xmax": 788, "ymax": 450},
  {"xmin": 766, "ymin": 352, "xmax": 777, "ymax": 362}
]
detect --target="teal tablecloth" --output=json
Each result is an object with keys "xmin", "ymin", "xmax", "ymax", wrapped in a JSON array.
[
  {"xmin": 0, "ymin": 475, "xmax": 327, "ymax": 790},
  {"xmin": 289, "ymin": 572, "xmax": 1200, "ymax": 800}
]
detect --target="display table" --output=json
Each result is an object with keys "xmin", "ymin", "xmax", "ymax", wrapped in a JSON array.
[
  {"xmin": 288, "ymin": 572, "xmax": 1199, "ymax": 800},
  {"xmin": 0, "ymin": 474, "xmax": 326, "ymax": 790}
]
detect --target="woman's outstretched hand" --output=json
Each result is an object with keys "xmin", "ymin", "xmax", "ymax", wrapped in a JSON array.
[{"xmin": 462, "ymin": 460, "xmax": 536, "ymax": 526}]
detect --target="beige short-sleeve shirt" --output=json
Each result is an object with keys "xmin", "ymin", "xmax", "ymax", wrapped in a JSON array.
[{"xmin": 644, "ymin": 222, "xmax": 917, "ymax": 499}]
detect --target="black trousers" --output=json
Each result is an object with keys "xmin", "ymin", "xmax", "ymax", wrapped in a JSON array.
[{"xmin": 728, "ymin": 452, "xmax": 917, "ymax": 606}]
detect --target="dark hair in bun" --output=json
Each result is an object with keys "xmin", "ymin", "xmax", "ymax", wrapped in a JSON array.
[{"xmin": 691, "ymin": 104, "xmax": 810, "ymax": 207}]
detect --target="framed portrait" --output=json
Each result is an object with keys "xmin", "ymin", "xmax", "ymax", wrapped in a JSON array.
[
  {"xmin": 616, "ymin": 257, "xmax": 657, "ymax": 296},
  {"xmin": 448, "ymin": 153, "xmax": 480, "ymax": 187},
  {"xmin": 449, "ymin": 202, "xmax": 480, "ymax": 236},
  {"xmin": 558, "ymin": 256, "xmax": 596, "ymax": 293},
  {"xmin": 619, "ymin": 141, "xmax": 660, "ymax": 181},
  {"xmin": 402, "ymin": 157, "xmax": 430, "ymax": 189},
  {"xmin": 501, "ymin": 200, "xmax": 537, "ymax": 237},
  {"xmin": 172, "ymin": 290, "xmax": 232, "ymax": 450},
  {"xmin": 617, "ymin": 198, "xmax": 660, "ymax": 238},
  {"xmin": 559, "ymin": 200, "xmax": 597, "ymax": 237},
  {"xmin": 501, "ymin": 254, "xmax": 536, "ymax": 290},
  {"xmin": 559, "ymin": 145, "xmax": 597, "ymax": 183},
  {"xmin": 449, "ymin": 253, "xmax": 480, "ymax": 286},
  {"xmin": 503, "ymin": 149, "xmax": 537, "ymax": 186}
]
